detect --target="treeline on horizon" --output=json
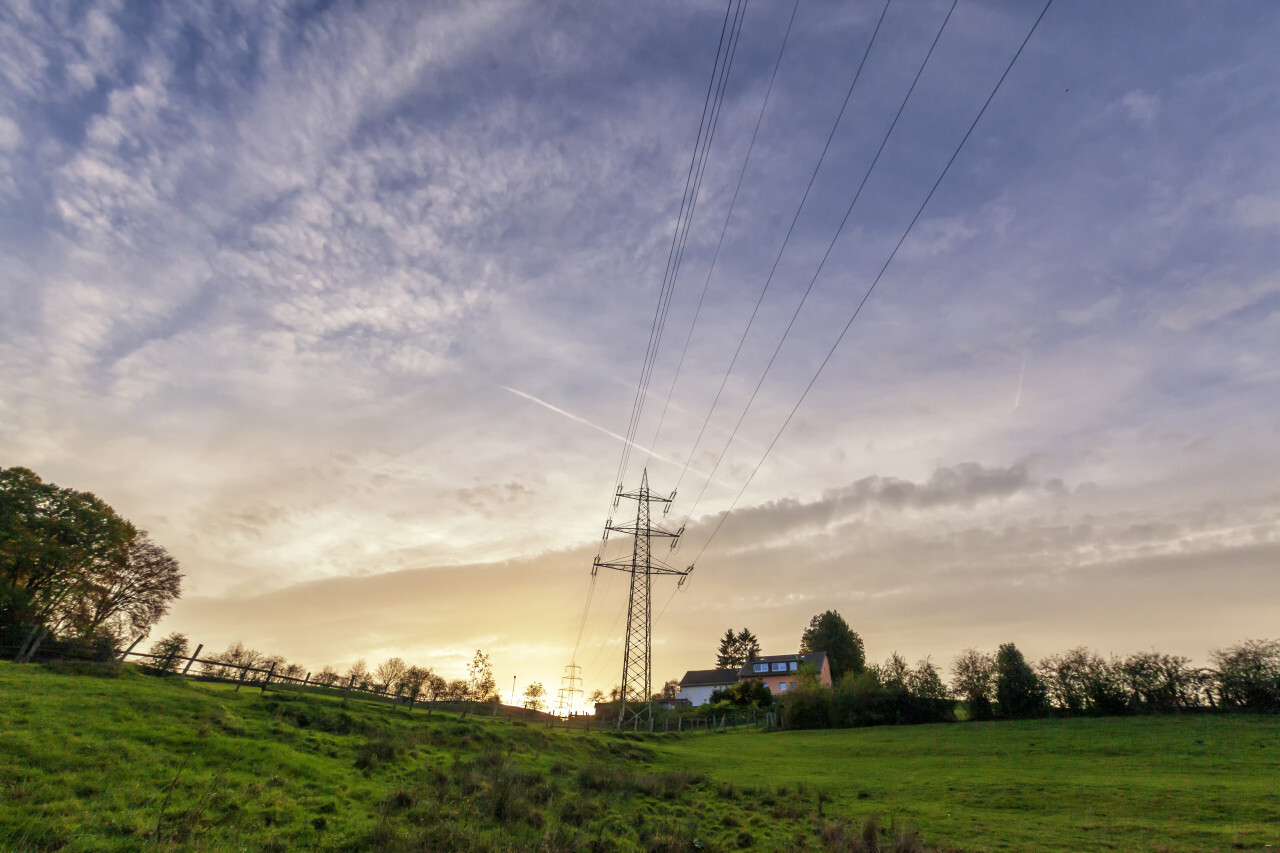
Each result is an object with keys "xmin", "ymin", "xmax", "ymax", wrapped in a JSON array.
[
  {"xmin": 145, "ymin": 633, "xmax": 505, "ymax": 706},
  {"xmin": 774, "ymin": 639, "xmax": 1280, "ymax": 731}
]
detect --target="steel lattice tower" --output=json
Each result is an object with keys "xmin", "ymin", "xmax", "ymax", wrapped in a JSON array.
[
  {"xmin": 555, "ymin": 663, "xmax": 583, "ymax": 715},
  {"xmin": 594, "ymin": 469, "xmax": 688, "ymax": 728}
]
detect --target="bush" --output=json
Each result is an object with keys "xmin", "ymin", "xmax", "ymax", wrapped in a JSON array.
[{"xmin": 1211, "ymin": 639, "xmax": 1280, "ymax": 712}]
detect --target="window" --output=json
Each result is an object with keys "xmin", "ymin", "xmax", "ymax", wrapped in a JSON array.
[
  {"xmin": 772, "ymin": 662, "xmax": 787, "ymax": 672},
  {"xmin": 790, "ymin": 661, "xmax": 798, "ymax": 671},
  {"xmin": 753, "ymin": 663, "xmax": 769, "ymax": 673},
  {"xmin": 779, "ymin": 682, "xmax": 788, "ymax": 692}
]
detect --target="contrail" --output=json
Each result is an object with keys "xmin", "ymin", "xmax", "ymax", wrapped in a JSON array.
[
  {"xmin": 1013, "ymin": 353, "xmax": 1027, "ymax": 411},
  {"xmin": 500, "ymin": 386, "xmax": 687, "ymax": 470}
]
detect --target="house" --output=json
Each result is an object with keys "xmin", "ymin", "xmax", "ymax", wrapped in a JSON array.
[
  {"xmin": 676, "ymin": 652, "xmax": 833, "ymax": 705},
  {"xmin": 737, "ymin": 652, "xmax": 832, "ymax": 695},
  {"xmin": 675, "ymin": 668, "xmax": 739, "ymax": 706}
]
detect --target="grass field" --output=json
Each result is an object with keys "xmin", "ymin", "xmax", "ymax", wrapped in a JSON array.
[{"xmin": 1, "ymin": 661, "xmax": 1277, "ymax": 851}]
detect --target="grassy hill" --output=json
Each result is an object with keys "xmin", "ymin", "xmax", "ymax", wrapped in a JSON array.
[{"xmin": 1, "ymin": 662, "xmax": 1276, "ymax": 852}]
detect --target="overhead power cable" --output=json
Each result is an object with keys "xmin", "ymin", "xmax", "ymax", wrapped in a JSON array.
[
  {"xmin": 644, "ymin": 0, "xmax": 802, "ymax": 467},
  {"xmin": 667, "ymin": 0, "xmax": 893, "ymax": 500},
  {"xmin": 687, "ymin": 0, "xmax": 1056, "ymax": 568},
  {"xmin": 572, "ymin": 0, "xmax": 746, "ymax": 667},
  {"xmin": 611, "ymin": 0, "xmax": 748, "ymax": 501},
  {"xmin": 676, "ymin": 0, "xmax": 958, "ymax": 530}
]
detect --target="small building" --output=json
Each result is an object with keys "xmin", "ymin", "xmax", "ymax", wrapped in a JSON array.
[
  {"xmin": 737, "ymin": 652, "xmax": 832, "ymax": 695},
  {"xmin": 657, "ymin": 697, "xmax": 692, "ymax": 711},
  {"xmin": 676, "ymin": 668, "xmax": 739, "ymax": 706}
]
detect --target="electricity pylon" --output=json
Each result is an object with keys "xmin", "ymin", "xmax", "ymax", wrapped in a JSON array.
[
  {"xmin": 555, "ymin": 663, "xmax": 583, "ymax": 716},
  {"xmin": 593, "ymin": 469, "xmax": 689, "ymax": 728}
]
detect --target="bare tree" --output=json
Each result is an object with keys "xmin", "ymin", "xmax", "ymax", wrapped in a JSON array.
[
  {"xmin": 467, "ymin": 650, "xmax": 495, "ymax": 701},
  {"xmin": 373, "ymin": 657, "xmax": 408, "ymax": 692},
  {"xmin": 347, "ymin": 658, "xmax": 370, "ymax": 690},
  {"xmin": 313, "ymin": 666, "xmax": 340, "ymax": 687}
]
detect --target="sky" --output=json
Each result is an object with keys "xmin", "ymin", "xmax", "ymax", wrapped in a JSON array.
[{"xmin": 2, "ymin": 0, "xmax": 1279, "ymax": 706}]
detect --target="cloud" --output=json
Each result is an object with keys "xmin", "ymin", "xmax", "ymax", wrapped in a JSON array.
[
  {"xmin": 0, "ymin": 116, "xmax": 19, "ymax": 151},
  {"xmin": 1118, "ymin": 90, "xmax": 1160, "ymax": 125},
  {"xmin": 1235, "ymin": 193, "xmax": 1280, "ymax": 229},
  {"xmin": 1158, "ymin": 278, "xmax": 1280, "ymax": 332}
]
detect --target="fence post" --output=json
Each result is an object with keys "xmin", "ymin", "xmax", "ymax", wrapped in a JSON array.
[
  {"xmin": 261, "ymin": 662, "xmax": 277, "ymax": 693},
  {"xmin": 116, "ymin": 635, "xmax": 145, "ymax": 663},
  {"xmin": 13, "ymin": 625, "xmax": 39, "ymax": 663},
  {"xmin": 342, "ymin": 674, "xmax": 355, "ymax": 707},
  {"xmin": 20, "ymin": 625, "xmax": 52, "ymax": 663},
  {"xmin": 181, "ymin": 644, "xmax": 203, "ymax": 676},
  {"xmin": 235, "ymin": 664, "xmax": 251, "ymax": 692}
]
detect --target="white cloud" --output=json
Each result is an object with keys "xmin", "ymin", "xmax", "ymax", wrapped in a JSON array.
[
  {"xmin": 1158, "ymin": 278, "xmax": 1279, "ymax": 332},
  {"xmin": 1118, "ymin": 89, "xmax": 1160, "ymax": 124},
  {"xmin": 0, "ymin": 116, "xmax": 20, "ymax": 150},
  {"xmin": 1235, "ymin": 193, "xmax": 1280, "ymax": 228}
]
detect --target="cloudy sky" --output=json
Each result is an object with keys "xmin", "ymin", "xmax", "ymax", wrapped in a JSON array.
[{"xmin": 3, "ymin": 0, "xmax": 1278, "ymax": 703}]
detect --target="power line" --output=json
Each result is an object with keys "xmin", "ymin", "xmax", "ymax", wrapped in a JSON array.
[
  {"xmin": 611, "ymin": 0, "xmax": 748, "ymax": 500},
  {"xmin": 668, "ymin": 0, "xmax": 894, "ymax": 500},
  {"xmin": 688, "ymin": 0, "xmax": 1056, "ymax": 567},
  {"xmin": 677, "ymin": 0, "xmax": 958, "ymax": 529},
  {"xmin": 571, "ymin": 0, "xmax": 745, "ymax": 669},
  {"xmin": 645, "ymin": 0, "xmax": 802, "ymax": 468}
]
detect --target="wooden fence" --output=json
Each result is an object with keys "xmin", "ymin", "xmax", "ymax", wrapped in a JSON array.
[{"xmin": 9, "ymin": 640, "xmax": 780, "ymax": 733}]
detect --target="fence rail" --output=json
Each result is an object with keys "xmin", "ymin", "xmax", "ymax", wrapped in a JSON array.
[{"xmin": 5, "ymin": 640, "xmax": 780, "ymax": 733}]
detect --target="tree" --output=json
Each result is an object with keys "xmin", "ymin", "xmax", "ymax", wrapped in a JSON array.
[
  {"xmin": 1, "ymin": 467, "xmax": 136, "ymax": 649},
  {"xmin": 716, "ymin": 628, "xmax": 762, "ymax": 669},
  {"xmin": 466, "ymin": 650, "xmax": 495, "ymax": 701},
  {"xmin": 347, "ymin": 658, "xmax": 370, "ymax": 689},
  {"xmin": 995, "ymin": 642, "xmax": 1047, "ymax": 719},
  {"xmin": 711, "ymin": 680, "xmax": 772, "ymax": 708},
  {"xmin": 313, "ymin": 666, "xmax": 340, "ymax": 687},
  {"xmin": 402, "ymin": 666, "xmax": 432, "ymax": 702},
  {"xmin": 907, "ymin": 657, "xmax": 949, "ymax": 702},
  {"xmin": 799, "ymin": 610, "xmax": 865, "ymax": 681},
  {"xmin": 1122, "ymin": 651, "xmax": 1201, "ymax": 712},
  {"xmin": 373, "ymin": 657, "xmax": 408, "ymax": 692},
  {"xmin": 951, "ymin": 648, "xmax": 996, "ymax": 720},
  {"xmin": 1211, "ymin": 639, "xmax": 1280, "ymax": 712},
  {"xmin": 58, "ymin": 530, "xmax": 182, "ymax": 644},
  {"xmin": 877, "ymin": 652, "xmax": 910, "ymax": 689},
  {"xmin": 658, "ymin": 679, "xmax": 680, "ymax": 700},
  {"xmin": 148, "ymin": 632, "xmax": 189, "ymax": 673},
  {"xmin": 446, "ymin": 678, "xmax": 470, "ymax": 701},
  {"xmin": 522, "ymin": 681, "xmax": 546, "ymax": 711}
]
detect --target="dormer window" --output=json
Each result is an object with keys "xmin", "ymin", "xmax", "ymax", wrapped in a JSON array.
[
  {"xmin": 772, "ymin": 662, "xmax": 788, "ymax": 672},
  {"xmin": 753, "ymin": 662, "xmax": 769, "ymax": 673},
  {"xmin": 789, "ymin": 661, "xmax": 798, "ymax": 671}
]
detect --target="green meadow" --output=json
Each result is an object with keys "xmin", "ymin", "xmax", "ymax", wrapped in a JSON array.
[{"xmin": 2, "ymin": 661, "xmax": 1276, "ymax": 852}]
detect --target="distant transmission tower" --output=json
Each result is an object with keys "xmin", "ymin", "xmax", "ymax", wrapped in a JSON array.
[
  {"xmin": 555, "ymin": 663, "xmax": 583, "ymax": 716},
  {"xmin": 594, "ymin": 469, "xmax": 689, "ymax": 728}
]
